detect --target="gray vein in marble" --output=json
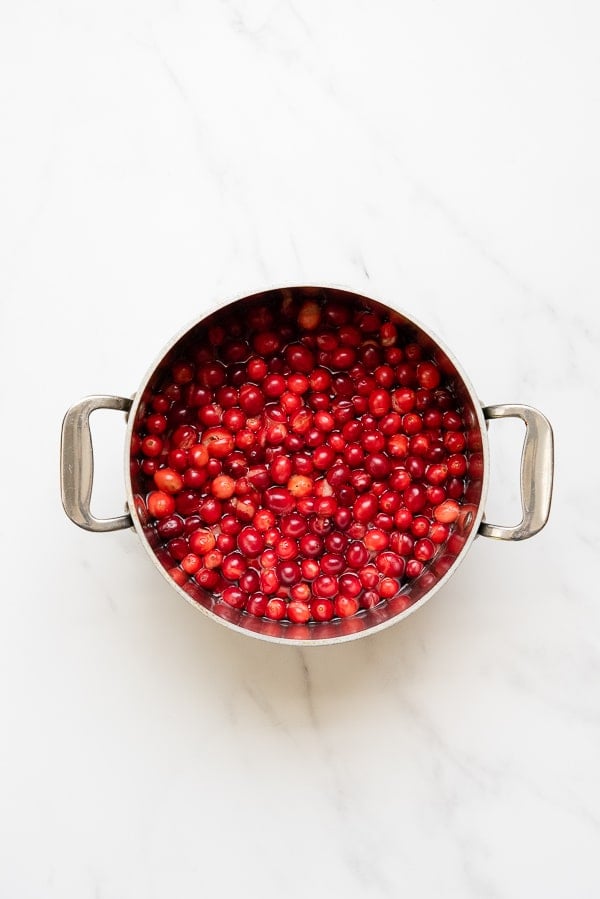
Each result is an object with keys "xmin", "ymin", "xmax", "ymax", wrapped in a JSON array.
[
  {"xmin": 295, "ymin": 649, "xmax": 397, "ymax": 894},
  {"xmin": 350, "ymin": 248, "xmax": 370, "ymax": 281},
  {"xmin": 297, "ymin": 648, "xmax": 318, "ymax": 732},
  {"xmin": 147, "ymin": 35, "xmax": 229, "ymax": 192},
  {"xmin": 284, "ymin": 1, "xmax": 312, "ymax": 37},
  {"xmin": 80, "ymin": 558, "xmax": 117, "ymax": 613},
  {"xmin": 242, "ymin": 681, "xmax": 292, "ymax": 737},
  {"xmin": 508, "ymin": 767, "xmax": 600, "ymax": 840}
]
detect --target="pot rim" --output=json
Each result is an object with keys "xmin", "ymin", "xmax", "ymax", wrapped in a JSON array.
[{"xmin": 124, "ymin": 282, "xmax": 490, "ymax": 646}]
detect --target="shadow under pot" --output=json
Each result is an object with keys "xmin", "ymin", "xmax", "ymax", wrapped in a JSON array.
[{"xmin": 61, "ymin": 286, "xmax": 554, "ymax": 645}]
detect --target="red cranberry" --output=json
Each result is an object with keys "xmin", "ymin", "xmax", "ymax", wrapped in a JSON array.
[
  {"xmin": 276, "ymin": 560, "xmax": 301, "ymax": 586},
  {"xmin": 376, "ymin": 552, "xmax": 405, "ymax": 577},
  {"xmin": 433, "ymin": 499, "xmax": 460, "ymax": 523},
  {"xmin": 197, "ymin": 496, "xmax": 221, "ymax": 523},
  {"xmin": 156, "ymin": 514, "xmax": 184, "ymax": 540},
  {"xmin": 148, "ymin": 491, "xmax": 175, "ymax": 518},
  {"xmin": 167, "ymin": 537, "xmax": 188, "ymax": 561},
  {"xmin": 311, "ymin": 598, "xmax": 334, "ymax": 621},
  {"xmin": 299, "ymin": 534, "xmax": 323, "ymax": 557},
  {"xmin": 280, "ymin": 514, "xmax": 307, "ymax": 538},
  {"xmin": 406, "ymin": 559, "xmax": 423, "ymax": 578},
  {"xmin": 353, "ymin": 493, "xmax": 378, "ymax": 523},
  {"xmin": 365, "ymin": 453, "xmax": 391, "ymax": 479},
  {"xmin": 263, "ymin": 487, "xmax": 295, "ymax": 514},
  {"xmin": 288, "ymin": 601, "xmax": 311, "ymax": 623},
  {"xmin": 221, "ymin": 553, "xmax": 247, "ymax": 580},
  {"xmin": 285, "ymin": 344, "xmax": 315, "ymax": 373},
  {"xmin": 246, "ymin": 592, "xmax": 268, "ymax": 616},
  {"xmin": 189, "ymin": 528, "xmax": 216, "ymax": 555},
  {"xmin": 346, "ymin": 541, "xmax": 369, "ymax": 569},
  {"xmin": 276, "ymin": 538, "xmax": 298, "ymax": 560},
  {"xmin": 403, "ymin": 484, "xmax": 427, "ymax": 513},
  {"xmin": 368, "ymin": 389, "xmax": 391, "ymax": 417},
  {"xmin": 237, "ymin": 527, "xmax": 265, "ymax": 557},
  {"xmin": 201, "ymin": 427, "xmax": 234, "ymax": 459},
  {"xmin": 339, "ymin": 572, "xmax": 361, "ymax": 596}
]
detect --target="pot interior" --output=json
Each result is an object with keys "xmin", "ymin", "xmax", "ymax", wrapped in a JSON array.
[{"xmin": 128, "ymin": 287, "xmax": 485, "ymax": 643}]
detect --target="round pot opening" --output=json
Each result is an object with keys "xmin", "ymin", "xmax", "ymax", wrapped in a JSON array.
[{"xmin": 126, "ymin": 285, "xmax": 487, "ymax": 645}]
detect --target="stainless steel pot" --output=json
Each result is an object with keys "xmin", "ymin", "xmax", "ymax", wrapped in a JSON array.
[{"xmin": 60, "ymin": 286, "xmax": 554, "ymax": 645}]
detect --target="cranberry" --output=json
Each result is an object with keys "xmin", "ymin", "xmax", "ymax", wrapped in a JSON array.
[
  {"xmin": 430, "ymin": 521, "xmax": 449, "ymax": 544},
  {"xmin": 263, "ymin": 374, "xmax": 286, "ymax": 397},
  {"xmin": 406, "ymin": 559, "xmax": 423, "ymax": 578},
  {"xmin": 376, "ymin": 552, "xmax": 405, "ymax": 577},
  {"xmin": 313, "ymin": 575, "xmax": 338, "ymax": 597},
  {"xmin": 368, "ymin": 389, "xmax": 391, "ymax": 417},
  {"xmin": 365, "ymin": 453, "xmax": 391, "ymax": 479},
  {"xmin": 353, "ymin": 493, "xmax": 379, "ymax": 523},
  {"xmin": 288, "ymin": 474, "xmax": 314, "ymax": 497},
  {"xmin": 301, "ymin": 558, "xmax": 320, "ymax": 580},
  {"xmin": 211, "ymin": 475, "xmax": 235, "ymax": 499},
  {"xmin": 447, "ymin": 453, "xmax": 468, "ymax": 476},
  {"xmin": 261, "ymin": 569, "xmax": 280, "ymax": 594},
  {"xmin": 311, "ymin": 598, "xmax": 334, "ymax": 621},
  {"xmin": 189, "ymin": 528, "xmax": 216, "ymax": 555},
  {"xmin": 377, "ymin": 577, "xmax": 396, "ymax": 599},
  {"xmin": 288, "ymin": 601, "xmax": 311, "ymax": 623},
  {"xmin": 403, "ymin": 484, "xmax": 427, "ymax": 513},
  {"xmin": 145, "ymin": 413, "xmax": 167, "ymax": 435},
  {"xmin": 167, "ymin": 537, "xmax": 188, "ymax": 561},
  {"xmin": 330, "ymin": 346, "xmax": 356, "ymax": 369},
  {"xmin": 201, "ymin": 427, "xmax": 234, "ymax": 459},
  {"xmin": 313, "ymin": 446, "xmax": 336, "ymax": 470},
  {"xmin": 148, "ymin": 491, "xmax": 175, "ymax": 518},
  {"xmin": 239, "ymin": 384, "xmax": 265, "ymax": 415},
  {"xmin": 359, "ymin": 565, "xmax": 379, "ymax": 588},
  {"xmin": 364, "ymin": 529, "xmax": 389, "ymax": 551},
  {"xmin": 276, "ymin": 561, "xmax": 301, "ymax": 586},
  {"xmin": 237, "ymin": 527, "xmax": 265, "ymax": 557},
  {"xmin": 447, "ymin": 477, "xmax": 465, "ymax": 500},
  {"xmin": 410, "ymin": 516, "xmax": 430, "ymax": 538},
  {"xmin": 361, "ymin": 430, "xmax": 385, "ymax": 453},
  {"xmin": 417, "ymin": 362, "xmax": 441, "ymax": 389},
  {"xmin": 263, "ymin": 487, "xmax": 295, "ymax": 514},
  {"xmin": 280, "ymin": 514, "xmax": 307, "ymax": 538},
  {"xmin": 285, "ymin": 344, "xmax": 314, "ymax": 373},
  {"xmin": 276, "ymin": 538, "xmax": 298, "ymax": 560},
  {"xmin": 221, "ymin": 553, "xmax": 247, "ymax": 580},
  {"xmin": 346, "ymin": 541, "xmax": 369, "ymax": 569},
  {"xmin": 156, "ymin": 514, "xmax": 184, "ymax": 540},
  {"xmin": 189, "ymin": 444, "xmax": 209, "ymax": 467},
  {"xmin": 247, "ymin": 592, "xmax": 269, "ymax": 617},
  {"xmin": 222, "ymin": 586, "xmax": 246, "ymax": 608},
  {"xmin": 142, "ymin": 436, "xmax": 163, "ymax": 458},
  {"xmin": 433, "ymin": 499, "xmax": 460, "ymax": 523},
  {"xmin": 198, "ymin": 496, "xmax": 221, "ymax": 524},
  {"xmin": 217, "ymin": 533, "xmax": 235, "ymax": 553},
  {"xmin": 339, "ymin": 572, "xmax": 362, "ymax": 596},
  {"xmin": 299, "ymin": 534, "xmax": 323, "ymax": 557}
]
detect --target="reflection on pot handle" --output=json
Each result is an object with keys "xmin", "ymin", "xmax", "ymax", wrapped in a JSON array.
[
  {"xmin": 479, "ymin": 404, "xmax": 554, "ymax": 541},
  {"xmin": 61, "ymin": 395, "xmax": 133, "ymax": 532}
]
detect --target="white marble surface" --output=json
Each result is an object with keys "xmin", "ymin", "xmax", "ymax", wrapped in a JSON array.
[{"xmin": 1, "ymin": 1, "xmax": 599, "ymax": 896}]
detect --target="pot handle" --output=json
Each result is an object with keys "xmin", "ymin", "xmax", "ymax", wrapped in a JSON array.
[
  {"xmin": 479, "ymin": 404, "xmax": 554, "ymax": 541},
  {"xmin": 61, "ymin": 395, "xmax": 133, "ymax": 532}
]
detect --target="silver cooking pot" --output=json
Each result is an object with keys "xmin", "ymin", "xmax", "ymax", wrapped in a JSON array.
[{"xmin": 60, "ymin": 286, "xmax": 554, "ymax": 645}]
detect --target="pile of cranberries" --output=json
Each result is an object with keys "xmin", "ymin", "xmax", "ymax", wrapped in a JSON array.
[{"xmin": 131, "ymin": 290, "xmax": 473, "ymax": 625}]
